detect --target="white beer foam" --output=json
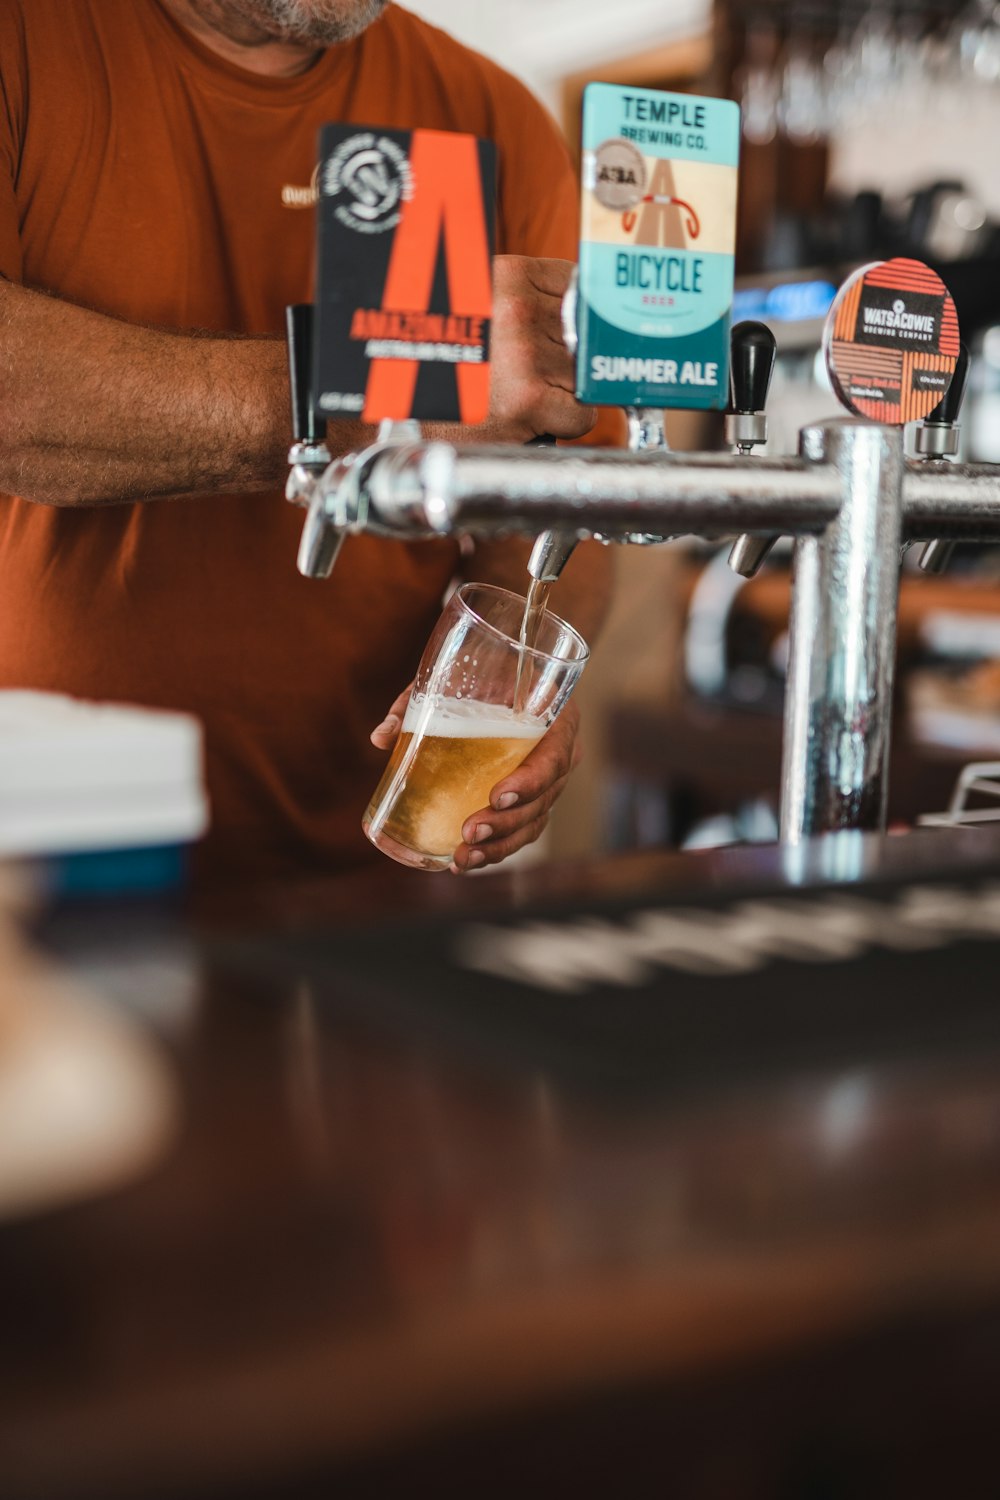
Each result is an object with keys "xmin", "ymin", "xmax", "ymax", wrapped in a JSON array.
[{"xmin": 403, "ymin": 695, "xmax": 542, "ymax": 740}]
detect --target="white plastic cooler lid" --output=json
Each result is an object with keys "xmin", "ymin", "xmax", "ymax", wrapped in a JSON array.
[{"xmin": 0, "ymin": 691, "xmax": 208, "ymax": 856}]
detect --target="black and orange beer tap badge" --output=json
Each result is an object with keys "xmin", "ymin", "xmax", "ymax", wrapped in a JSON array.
[
  {"xmin": 823, "ymin": 258, "xmax": 960, "ymax": 424},
  {"xmin": 313, "ymin": 125, "xmax": 497, "ymax": 426}
]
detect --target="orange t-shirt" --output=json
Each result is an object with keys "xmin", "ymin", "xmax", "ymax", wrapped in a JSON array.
[{"xmin": 0, "ymin": 0, "xmax": 584, "ymax": 877}]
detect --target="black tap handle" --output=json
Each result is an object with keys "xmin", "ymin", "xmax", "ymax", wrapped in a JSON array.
[
  {"xmin": 286, "ymin": 303, "xmax": 318, "ymax": 444},
  {"xmin": 925, "ymin": 342, "xmax": 970, "ymax": 427},
  {"xmin": 729, "ymin": 320, "xmax": 777, "ymax": 415}
]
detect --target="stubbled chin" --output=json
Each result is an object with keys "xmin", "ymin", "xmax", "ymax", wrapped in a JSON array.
[{"xmin": 272, "ymin": 0, "xmax": 389, "ymax": 46}]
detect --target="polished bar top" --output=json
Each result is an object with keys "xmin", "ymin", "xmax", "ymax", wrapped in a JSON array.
[{"xmin": 4, "ymin": 828, "xmax": 1000, "ymax": 1498}]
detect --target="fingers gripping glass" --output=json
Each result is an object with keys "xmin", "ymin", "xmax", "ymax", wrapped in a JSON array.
[{"xmin": 364, "ymin": 584, "xmax": 589, "ymax": 872}]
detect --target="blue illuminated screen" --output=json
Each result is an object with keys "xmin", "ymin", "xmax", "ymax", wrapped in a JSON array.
[{"xmin": 733, "ymin": 280, "xmax": 837, "ymax": 324}]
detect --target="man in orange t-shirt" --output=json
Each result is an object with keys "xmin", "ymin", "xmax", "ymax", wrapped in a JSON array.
[{"xmin": 0, "ymin": 0, "xmax": 613, "ymax": 878}]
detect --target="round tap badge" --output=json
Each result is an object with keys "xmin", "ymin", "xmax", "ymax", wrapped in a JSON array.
[
  {"xmin": 823, "ymin": 257, "xmax": 960, "ymax": 424},
  {"xmin": 589, "ymin": 137, "xmax": 647, "ymax": 212}
]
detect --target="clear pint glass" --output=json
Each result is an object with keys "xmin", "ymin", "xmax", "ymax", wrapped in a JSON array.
[{"xmin": 363, "ymin": 583, "xmax": 589, "ymax": 871}]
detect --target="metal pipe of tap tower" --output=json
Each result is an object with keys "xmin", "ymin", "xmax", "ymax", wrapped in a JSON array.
[
  {"xmin": 781, "ymin": 420, "xmax": 905, "ymax": 844},
  {"xmin": 362, "ymin": 444, "xmax": 842, "ymax": 539}
]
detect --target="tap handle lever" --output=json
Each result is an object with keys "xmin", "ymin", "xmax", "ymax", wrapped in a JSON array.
[
  {"xmin": 726, "ymin": 321, "xmax": 776, "ymax": 455},
  {"xmin": 727, "ymin": 322, "xmax": 778, "ymax": 577},
  {"xmin": 729, "ymin": 320, "xmax": 777, "ymax": 416},
  {"xmin": 917, "ymin": 344, "xmax": 970, "ymax": 571},
  {"xmin": 925, "ymin": 341, "xmax": 970, "ymax": 428},
  {"xmin": 286, "ymin": 303, "xmax": 318, "ymax": 446}
]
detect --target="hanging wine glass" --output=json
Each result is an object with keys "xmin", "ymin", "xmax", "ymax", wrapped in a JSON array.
[
  {"xmin": 896, "ymin": 5, "xmax": 925, "ymax": 105},
  {"xmin": 738, "ymin": 18, "xmax": 780, "ymax": 144},
  {"xmin": 852, "ymin": 4, "xmax": 895, "ymax": 121},
  {"xmin": 955, "ymin": 0, "xmax": 985, "ymax": 72},
  {"xmin": 822, "ymin": 9, "xmax": 860, "ymax": 138},
  {"xmin": 972, "ymin": 0, "xmax": 1000, "ymax": 80},
  {"xmin": 777, "ymin": 20, "xmax": 826, "ymax": 143}
]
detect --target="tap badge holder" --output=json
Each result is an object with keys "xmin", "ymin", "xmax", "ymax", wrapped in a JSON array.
[
  {"xmin": 822, "ymin": 257, "xmax": 960, "ymax": 423},
  {"xmin": 575, "ymin": 83, "xmax": 740, "ymax": 411},
  {"xmin": 313, "ymin": 125, "xmax": 496, "ymax": 426}
]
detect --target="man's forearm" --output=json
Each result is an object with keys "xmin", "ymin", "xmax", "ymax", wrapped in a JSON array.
[
  {"xmin": 0, "ymin": 256, "xmax": 598, "ymax": 508},
  {"xmin": 0, "ymin": 280, "xmax": 295, "ymax": 505}
]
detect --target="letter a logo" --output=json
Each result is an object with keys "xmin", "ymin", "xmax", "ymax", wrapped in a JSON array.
[{"xmin": 363, "ymin": 130, "xmax": 494, "ymax": 425}]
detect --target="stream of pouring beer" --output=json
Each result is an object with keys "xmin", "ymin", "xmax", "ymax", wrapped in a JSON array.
[{"xmin": 513, "ymin": 578, "xmax": 552, "ymax": 715}]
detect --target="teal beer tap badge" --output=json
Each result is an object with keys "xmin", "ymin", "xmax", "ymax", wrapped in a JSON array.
[{"xmin": 576, "ymin": 84, "xmax": 740, "ymax": 410}]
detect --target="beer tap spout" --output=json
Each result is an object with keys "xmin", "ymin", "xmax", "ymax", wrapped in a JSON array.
[
  {"xmin": 525, "ymin": 431, "xmax": 580, "ymax": 586},
  {"xmin": 525, "ymin": 406, "xmax": 670, "ymax": 583},
  {"xmin": 528, "ymin": 529, "xmax": 581, "ymax": 584}
]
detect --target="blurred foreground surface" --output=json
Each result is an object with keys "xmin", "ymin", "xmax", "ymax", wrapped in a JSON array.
[{"xmin": 5, "ymin": 830, "xmax": 1000, "ymax": 1496}]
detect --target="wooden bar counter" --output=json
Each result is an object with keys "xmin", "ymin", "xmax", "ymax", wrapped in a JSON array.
[{"xmin": 5, "ymin": 830, "xmax": 1000, "ymax": 1497}]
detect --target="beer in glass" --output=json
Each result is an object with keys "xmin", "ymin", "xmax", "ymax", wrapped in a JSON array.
[{"xmin": 364, "ymin": 583, "xmax": 589, "ymax": 870}]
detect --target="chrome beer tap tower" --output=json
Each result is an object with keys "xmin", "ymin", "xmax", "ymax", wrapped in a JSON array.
[{"xmin": 285, "ymin": 296, "xmax": 1000, "ymax": 848}]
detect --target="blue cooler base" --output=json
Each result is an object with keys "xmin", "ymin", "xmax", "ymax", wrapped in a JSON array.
[{"xmin": 45, "ymin": 844, "xmax": 189, "ymax": 897}]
